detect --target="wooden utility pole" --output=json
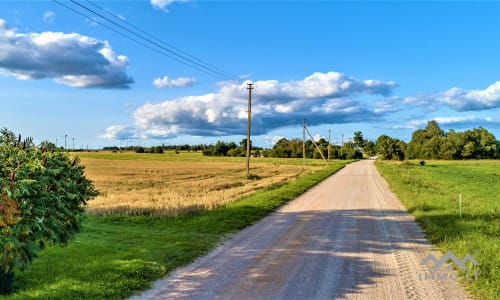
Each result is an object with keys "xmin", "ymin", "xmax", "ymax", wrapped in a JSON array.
[
  {"xmin": 246, "ymin": 83, "xmax": 253, "ymax": 176},
  {"xmin": 341, "ymin": 133, "xmax": 344, "ymax": 158},
  {"xmin": 328, "ymin": 129, "xmax": 331, "ymax": 162},
  {"xmin": 302, "ymin": 118, "xmax": 306, "ymax": 165}
]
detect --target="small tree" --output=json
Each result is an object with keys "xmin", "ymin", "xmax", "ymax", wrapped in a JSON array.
[
  {"xmin": 0, "ymin": 128, "xmax": 97, "ymax": 294},
  {"xmin": 353, "ymin": 131, "xmax": 366, "ymax": 150},
  {"xmin": 376, "ymin": 135, "xmax": 406, "ymax": 161}
]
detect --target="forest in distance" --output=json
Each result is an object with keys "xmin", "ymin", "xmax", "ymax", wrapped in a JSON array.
[{"xmin": 100, "ymin": 121, "xmax": 499, "ymax": 161}]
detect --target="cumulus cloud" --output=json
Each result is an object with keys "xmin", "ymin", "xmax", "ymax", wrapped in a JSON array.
[
  {"xmin": 150, "ymin": 0, "xmax": 190, "ymax": 12},
  {"xmin": 395, "ymin": 82, "xmax": 500, "ymax": 112},
  {"xmin": 100, "ymin": 125, "xmax": 140, "ymax": 140},
  {"xmin": 153, "ymin": 75, "xmax": 197, "ymax": 88},
  {"xmin": 374, "ymin": 97, "xmax": 401, "ymax": 114},
  {"xmin": 251, "ymin": 72, "xmax": 398, "ymax": 101},
  {"xmin": 102, "ymin": 71, "xmax": 399, "ymax": 140},
  {"xmin": 0, "ymin": 19, "xmax": 133, "ymax": 89},
  {"xmin": 439, "ymin": 82, "xmax": 500, "ymax": 111}
]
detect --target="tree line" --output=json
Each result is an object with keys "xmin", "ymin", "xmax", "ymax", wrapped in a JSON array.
[
  {"xmin": 101, "ymin": 121, "xmax": 498, "ymax": 161},
  {"xmin": 375, "ymin": 121, "xmax": 499, "ymax": 160},
  {"xmin": 200, "ymin": 135, "xmax": 367, "ymax": 159}
]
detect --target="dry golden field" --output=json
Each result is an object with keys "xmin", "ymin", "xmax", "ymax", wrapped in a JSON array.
[{"xmin": 79, "ymin": 153, "xmax": 320, "ymax": 216}]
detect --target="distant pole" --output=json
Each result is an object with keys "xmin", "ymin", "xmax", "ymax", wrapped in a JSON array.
[
  {"xmin": 302, "ymin": 119, "xmax": 306, "ymax": 165},
  {"xmin": 72, "ymin": 137, "xmax": 75, "ymax": 150},
  {"xmin": 55, "ymin": 138, "xmax": 58, "ymax": 147},
  {"xmin": 246, "ymin": 82, "xmax": 253, "ymax": 176},
  {"xmin": 341, "ymin": 134, "xmax": 344, "ymax": 158},
  {"xmin": 64, "ymin": 134, "xmax": 67, "ymax": 150},
  {"xmin": 328, "ymin": 129, "xmax": 331, "ymax": 162},
  {"xmin": 459, "ymin": 193, "xmax": 462, "ymax": 218}
]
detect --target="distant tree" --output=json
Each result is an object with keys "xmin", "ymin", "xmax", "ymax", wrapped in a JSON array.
[
  {"xmin": 202, "ymin": 141, "xmax": 239, "ymax": 157},
  {"xmin": 376, "ymin": 135, "xmax": 405, "ymax": 160},
  {"xmin": 363, "ymin": 140, "xmax": 377, "ymax": 157},
  {"xmin": 353, "ymin": 131, "xmax": 366, "ymax": 150},
  {"xmin": 239, "ymin": 138, "xmax": 252, "ymax": 149},
  {"xmin": 214, "ymin": 141, "xmax": 230, "ymax": 156},
  {"xmin": 153, "ymin": 146, "xmax": 164, "ymax": 154},
  {"xmin": 228, "ymin": 147, "xmax": 245, "ymax": 157},
  {"xmin": 271, "ymin": 138, "xmax": 292, "ymax": 158},
  {"xmin": 407, "ymin": 121, "xmax": 499, "ymax": 159},
  {"xmin": 407, "ymin": 121, "xmax": 445, "ymax": 159},
  {"xmin": 134, "ymin": 146, "xmax": 145, "ymax": 153},
  {"xmin": 425, "ymin": 120, "xmax": 444, "ymax": 137},
  {"xmin": 288, "ymin": 138, "xmax": 304, "ymax": 158}
]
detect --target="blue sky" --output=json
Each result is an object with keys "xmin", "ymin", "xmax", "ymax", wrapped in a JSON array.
[{"xmin": 1, "ymin": 1, "xmax": 500, "ymax": 149}]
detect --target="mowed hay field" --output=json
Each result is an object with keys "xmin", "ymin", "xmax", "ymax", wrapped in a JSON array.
[{"xmin": 78, "ymin": 151, "xmax": 322, "ymax": 216}]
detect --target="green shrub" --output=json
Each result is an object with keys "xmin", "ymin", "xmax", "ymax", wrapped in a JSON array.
[{"xmin": 0, "ymin": 128, "xmax": 98, "ymax": 294}]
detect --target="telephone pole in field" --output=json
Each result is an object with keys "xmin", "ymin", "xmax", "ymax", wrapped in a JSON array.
[{"xmin": 246, "ymin": 82, "xmax": 253, "ymax": 176}]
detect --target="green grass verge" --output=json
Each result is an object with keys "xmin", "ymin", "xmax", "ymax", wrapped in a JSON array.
[
  {"xmin": 2, "ymin": 161, "xmax": 350, "ymax": 299},
  {"xmin": 375, "ymin": 160, "xmax": 500, "ymax": 300}
]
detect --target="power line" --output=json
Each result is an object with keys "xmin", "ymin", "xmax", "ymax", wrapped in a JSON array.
[
  {"xmin": 85, "ymin": 0, "xmax": 241, "ymax": 81},
  {"xmin": 52, "ymin": 0, "xmax": 209, "ymax": 76},
  {"xmin": 54, "ymin": 1, "xmax": 282, "ymax": 109},
  {"xmin": 53, "ymin": 0, "xmax": 234, "ymax": 81},
  {"xmin": 69, "ymin": 0, "xmax": 234, "ymax": 80}
]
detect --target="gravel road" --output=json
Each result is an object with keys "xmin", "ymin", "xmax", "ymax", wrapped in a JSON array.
[{"xmin": 132, "ymin": 159, "xmax": 470, "ymax": 299}]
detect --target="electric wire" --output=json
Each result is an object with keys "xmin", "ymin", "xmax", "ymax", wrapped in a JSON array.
[
  {"xmin": 68, "ymin": 0, "xmax": 232, "ymax": 80},
  {"xmin": 85, "ymin": 0, "xmax": 241, "ymax": 82},
  {"xmin": 54, "ymin": 0, "xmax": 277, "ymax": 107},
  {"xmin": 53, "ymin": 0, "xmax": 231, "ymax": 80}
]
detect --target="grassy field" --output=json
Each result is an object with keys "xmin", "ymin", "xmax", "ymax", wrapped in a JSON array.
[
  {"xmin": 375, "ymin": 160, "xmax": 499, "ymax": 300},
  {"xmin": 78, "ymin": 151, "xmax": 324, "ymax": 216},
  {"xmin": 1, "ymin": 153, "xmax": 350, "ymax": 299}
]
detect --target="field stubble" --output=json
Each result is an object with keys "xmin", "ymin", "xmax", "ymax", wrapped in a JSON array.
[{"xmin": 81, "ymin": 157, "xmax": 319, "ymax": 216}]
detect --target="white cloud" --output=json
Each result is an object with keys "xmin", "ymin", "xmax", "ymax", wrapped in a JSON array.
[
  {"xmin": 396, "ymin": 82, "xmax": 500, "ymax": 112},
  {"xmin": 150, "ymin": 0, "xmax": 190, "ymax": 12},
  {"xmin": 153, "ymin": 76, "xmax": 197, "ymax": 88},
  {"xmin": 252, "ymin": 72, "xmax": 398, "ymax": 100},
  {"xmin": 100, "ymin": 125, "xmax": 139, "ymax": 140},
  {"xmin": 439, "ymin": 82, "xmax": 500, "ymax": 111},
  {"xmin": 102, "ymin": 71, "xmax": 399, "ymax": 140},
  {"xmin": 0, "ymin": 19, "xmax": 133, "ymax": 89},
  {"xmin": 43, "ymin": 11, "xmax": 55, "ymax": 24},
  {"xmin": 313, "ymin": 134, "xmax": 323, "ymax": 142},
  {"xmin": 271, "ymin": 136, "xmax": 286, "ymax": 145},
  {"xmin": 374, "ymin": 97, "xmax": 401, "ymax": 114}
]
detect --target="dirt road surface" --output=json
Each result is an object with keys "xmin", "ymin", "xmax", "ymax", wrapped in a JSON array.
[{"xmin": 132, "ymin": 159, "xmax": 470, "ymax": 299}]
